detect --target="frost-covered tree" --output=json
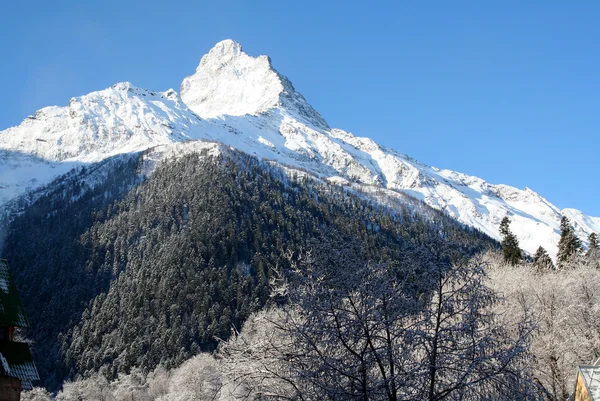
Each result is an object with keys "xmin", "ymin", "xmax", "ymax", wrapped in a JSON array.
[
  {"xmin": 21, "ymin": 388, "xmax": 54, "ymax": 401},
  {"xmin": 533, "ymin": 246, "xmax": 555, "ymax": 272},
  {"xmin": 158, "ymin": 353, "xmax": 222, "ymax": 401},
  {"xmin": 500, "ymin": 216, "xmax": 522, "ymax": 265},
  {"xmin": 145, "ymin": 365, "xmax": 171, "ymax": 400},
  {"xmin": 557, "ymin": 216, "xmax": 582, "ymax": 265},
  {"xmin": 51, "ymin": 355, "xmax": 226, "ymax": 401},
  {"xmin": 220, "ymin": 247, "xmax": 538, "ymax": 400},
  {"xmin": 417, "ymin": 254, "xmax": 537, "ymax": 400},
  {"xmin": 218, "ymin": 309, "xmax": 298, "ymax": 400},
  {"xmin": 112, "ymin": 368, "xmax": 148, "ymax": 401},
  {"xmin": 488, "ymin": 254, "xmax": 600, "ymax": 401},
  {"xmin": 280, "ymin": 256, "xmax": 422, "ymax": 400},
  {"xmin": 56, "ymin": 374, "xmax": 114, "ymax": 401}
]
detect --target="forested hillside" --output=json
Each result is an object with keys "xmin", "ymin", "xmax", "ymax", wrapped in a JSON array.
[
  {"xmin": 1, "ymin": 154, "xmax": 142, "ymax": 387},
  {"xmin": 2, "ymin": 148, "xmax": 496, "ymax": 389}
]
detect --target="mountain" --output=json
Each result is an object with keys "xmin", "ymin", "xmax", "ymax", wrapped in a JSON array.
[
  {"xmin": 3, "ymin": 147, "xmax": 495, "ymax": 388},
  {"xmin": 1, "ymin": 39, "xmax": 598, "ymax": 256}
]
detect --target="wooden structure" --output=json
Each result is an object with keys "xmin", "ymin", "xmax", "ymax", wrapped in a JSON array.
[
  {"xmin": 0, "ymin": 260, "xmax": 39, "ymax": 400},
  {"xmin": 575, "ymin": 365, "xmax": 600, "ymax": 401}
]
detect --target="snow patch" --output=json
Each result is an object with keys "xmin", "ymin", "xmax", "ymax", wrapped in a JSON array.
[{"xmin": 257, "ymin": 136, "xmax": 275, "ymax": 148}]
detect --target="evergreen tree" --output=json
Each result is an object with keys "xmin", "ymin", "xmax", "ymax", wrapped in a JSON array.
[
  {"xmin": 533, "ymin": 246, "xmax": 554, "ymax": 272},
  {"xmin": 586, "ymin": 232, "xmax": 599, "ymax": 265},
  {"xmin": 557, "ymin": 216, "xmax": 582, "ymax": 265},
  {"xmin": 499, "ymin": 216, "xmax": 522, "ymax": 265}
]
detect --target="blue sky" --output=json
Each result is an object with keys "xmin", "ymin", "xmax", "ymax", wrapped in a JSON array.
[{"xmin": 1, "ymin": 1, "xmax": 598, "ymax": 215}]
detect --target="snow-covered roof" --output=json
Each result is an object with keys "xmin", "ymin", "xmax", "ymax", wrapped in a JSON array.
[
  {"xmin": 0, "ymin": 260, "xmax": 28, "ymax": 327},
  {"xmin": 579, "ymin": 365, "xmax": 600, "ymax": 400}
]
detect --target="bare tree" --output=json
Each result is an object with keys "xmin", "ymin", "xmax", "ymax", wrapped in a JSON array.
[
  {"xmin": 220, "ymin": 249, "xmax": 539, "ymax": 400},
  {"xmin": 417, "ymin": 255, "xmax": 537, "ymax": 401},
  {"xmin": 218, "ymin": 309, "xmax": 299, "ymax": 400}
]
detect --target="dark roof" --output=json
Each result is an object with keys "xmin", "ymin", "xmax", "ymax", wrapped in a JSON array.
[
  {"xmin": 0, "ymin": 260, "xmax": 28, "ymax": 327},
  {"xmin": 0, "ymin": 341, "xmax": 39, "ymax": 381}
]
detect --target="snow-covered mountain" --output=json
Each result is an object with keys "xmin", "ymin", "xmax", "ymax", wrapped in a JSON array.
[{"xmin": 1, "ymin": 39, "xmax": 598, "ymax": 256}]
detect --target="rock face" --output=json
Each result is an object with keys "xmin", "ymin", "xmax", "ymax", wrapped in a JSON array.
[
  {"xmin": 1, "ymin": 39, "xmax": 598, "ymax": 257},
  {"xmin": 181, "ymin": 39, "xmax": 328, "ymax": 128},
  {"xmin": 181, "ymin": 40, "xmax": 283, "ymax": 119}
]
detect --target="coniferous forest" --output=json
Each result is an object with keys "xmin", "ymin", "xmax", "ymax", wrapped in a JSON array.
[{"xmin": 2, "ymin": 149, "xmax": 496, "ymax": 393}]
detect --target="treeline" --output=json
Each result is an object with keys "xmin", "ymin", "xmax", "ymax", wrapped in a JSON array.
[
  {"xmin": 2, "ymin": 149, "xmax": 496, "ymax": 389},
  {"xmin": 499, "ymin": 215, "xmax": 599, "ymax": 270}
]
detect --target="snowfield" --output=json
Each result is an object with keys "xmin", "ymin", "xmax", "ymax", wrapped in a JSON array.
[{"xmin": 1, "ymin": 39, "xmax": 598, "ymax": 256}]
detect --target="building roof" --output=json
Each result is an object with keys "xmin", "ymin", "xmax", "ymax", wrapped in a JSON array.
[
  {"xmin": 580, "ymin": 365, "xmax": 600, "ymax": 400},
  {"xmin": 0, "ymin": 341, "xmax": 39, "ymax": 381},
  {"xmin": 0, "ymin": 260, "xmax": 28, "ymax": 327}
]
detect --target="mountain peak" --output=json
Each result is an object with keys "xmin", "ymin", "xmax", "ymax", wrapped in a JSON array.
[
  {"xmin": 207, "ymin": 39, "xmax": 244, "ymax": 60},
  {"xmin": 180, "ymin": 40, "xmax": 328, "ymax": 128}
]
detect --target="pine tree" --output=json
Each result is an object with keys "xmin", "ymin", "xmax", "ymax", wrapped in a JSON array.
[
  {"xmin": 533, "ymin": 246, "xmax": 554, "ymax": 272},
  {"xmin": 586, "ymin": 232, "xmax": 599, "ymax": 264},
  {"xmin": 557, "ymin": 216, "xmax": 582, "ymax": 265},
  {"xmin": 499, "ymin": 216, "xmax": 522, "ymax": 265}
]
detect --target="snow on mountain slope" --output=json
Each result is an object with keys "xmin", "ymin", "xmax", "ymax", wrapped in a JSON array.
[
  {"xmin": 1, "ymin": 39, "xmax": 598, "ymax": 257},
  {"xmin": 0, "ymin": 150, "xmax": 76, "ymax": 208},
  {"xmin": 0, "ymin": 82, "xmax": 204, "ymax": 162},
  {"xmin": 0, "ymin": 82, "xmax": 231, "ymax": 204}
]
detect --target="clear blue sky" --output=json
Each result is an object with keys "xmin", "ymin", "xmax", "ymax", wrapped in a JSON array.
[{"xmin": 1, "ymin": 1, "xmax": 598, "ymax": 215}]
